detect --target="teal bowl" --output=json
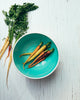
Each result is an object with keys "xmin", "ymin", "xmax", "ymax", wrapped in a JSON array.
[{"xmin": 13, "ymin": 33, "xmax": 59, "ymax": 79}]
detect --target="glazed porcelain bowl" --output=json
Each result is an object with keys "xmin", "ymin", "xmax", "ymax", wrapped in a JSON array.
[{"xmin": 13, "ymin": 33, "xmax": 59, "ymax": 79}]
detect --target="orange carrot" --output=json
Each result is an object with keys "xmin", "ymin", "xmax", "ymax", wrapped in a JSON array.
[
  {"xmin": 23, "ymin": 42, "xmax": 43, "ymax": 69},
  {"xmin": 19, "ymin": 53, "xmax": 32, "ymax": 57},
  {"xmin": 29, "ymin": 57, "xmax": 45, "ymax": 68},
  {"xmin": 5, "ymin": 45, "xmax": 11, "ymax": 63},
  {"xmin": 28, "ymin": 49, "xmax": 48, "ymax": 67},
  {"xmin": 29, "ymin": 48, "xmax": 54, "ymax": 68},
  {"xmin": 26, "ymin": 42, "xmax": 42, "ymax": 60},
  {"xmin": 35, "ymin": 48, "xmax": 54, "ymax": 61},
  {"xmin": 23, "ymin": 42, "xmax": 51, "ymax": 66},
  {"xmin": 7, "ymin": 45, "xmax": 12, "ymax": 57}
]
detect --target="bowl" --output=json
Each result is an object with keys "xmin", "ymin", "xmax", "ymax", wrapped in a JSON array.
[{"xmin": 13, "ymin": 33, "xmax": 59, "ymax": 79}]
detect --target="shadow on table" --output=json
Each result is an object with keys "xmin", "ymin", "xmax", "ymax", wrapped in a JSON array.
[{"xmin": 25, "ymin": 62, "xmax": 62, "ymax": 99}]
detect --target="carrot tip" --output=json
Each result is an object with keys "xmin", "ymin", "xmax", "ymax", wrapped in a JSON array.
[
  {"xmin": 23, "ymin": 64, "xmax": 25, "ymax": 69},
  {"xmin": 27, "ymin": 66, "xmax": 33, "ymax": 69},
  {"xmin": 6, "ymin": 80, "xmax": 8, "ymax": 89},
  {"xmin": 50, "ymin": 48, "xmax": 54, "ymax": 52},
  {"xmin": 39, "ymin": 42, "xmax": 43, "ymax": 46},
  {"xmin": 46, "ymin": 42, "xmax": 51, "ymax": 46},
  {"xmin": 47, "ymin": 45, "xmax": 51, "ymax": 48},
  {"xmin": 4, "ymin": 55, "xmax": 9, "ymax": 64}
]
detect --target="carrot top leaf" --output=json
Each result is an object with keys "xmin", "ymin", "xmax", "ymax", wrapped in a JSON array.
[{"xmin": 2, "ymin": 3, "xmax": 39, "ymax": 44}]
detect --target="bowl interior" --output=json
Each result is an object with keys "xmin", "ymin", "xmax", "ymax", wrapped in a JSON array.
[{"xmin": 13, "ymin": 33, "xmax": 59, "ymax": 79}]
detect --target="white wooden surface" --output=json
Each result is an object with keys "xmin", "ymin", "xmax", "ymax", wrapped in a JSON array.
[{"xmin": 0, "ymin": 0, "xmax": 80, "ymax": 100}]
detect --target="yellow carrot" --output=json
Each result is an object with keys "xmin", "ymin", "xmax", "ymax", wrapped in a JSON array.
[
  {"xmin": 23, "ymin": 42, "xmax": 43, "ymax": 68},
  {"xmin": 23, "ymin": 42, "xmax": 51, "ymax": 66},
  {"xmin": 6, "ymin": 50, "xmax": 12, "ymax": 88},
  {"xmin": 0, "ymin": 37, "xmax": 9, "ymax": 53},
  {"xmin": 0, "ymin": 40, "xmax": 9, "ymax": 59},
  {"xmin": 25, "ymin": 42, "xmax": 42, "ymax": 62},
  {"xmin": 28, "ymin": 42, "xmax": 51, "ymax": 62},
  {"xmin": 19, "ymin": 53, "xmax": 32, "ymax": 57}
]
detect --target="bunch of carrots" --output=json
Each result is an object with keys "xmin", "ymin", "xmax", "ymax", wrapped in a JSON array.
[
  {"xmin": 0, "ymin": 3, "xmax": 38, "ymax": 87},
  {"xmin": 20, "ymin": 42, "xmax": 54, "ymax": 69}
]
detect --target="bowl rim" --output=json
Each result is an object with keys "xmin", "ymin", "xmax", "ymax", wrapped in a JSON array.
[{"xmin": 13, "ymin": 33, "xmax": 60, "ymax": 79}]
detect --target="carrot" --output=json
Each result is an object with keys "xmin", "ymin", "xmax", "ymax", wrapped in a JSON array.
[
  {"xmin": 23, "ymin": 64, "xmax": 25, "ymax": 69},
  {"xmin": 0, "ymin": 37, "xmax": 9, "ymax": 53},
  {"xmin": 6, "ymin": 50, "xmax": 12, "ymax": 88},
  {"xmin": 0, "ymin": 40, "xmax": 9, "ymax": 59},
  {"xmin": 5, "ymin": 45, "xmax": 12, "ymax": 63},
  {"xmin": 37, "ymin": 48, "xmax": 54, "ymax": 60},
  {"xmin": 7, "ymin": 45, "xmax": 12, "ymax": 58},
  {"xmin": 29, "ymin": 57, "xmax": 45, "ymax": 68},
  {"xmin": 28, "ymin": 49, "xmax": 48, "ymax": 67},
  {"xmin": 19, "ymin": 53, "xmax": 32, "ymax": 57},
  {"xmin": 24, "ymin": 42, "xmax": 42, "ymax": 64},
  {"xmin": 23, "ymin": 42, "xmax": 51, "ymax": 69},
  {"xmin": 29, "ymin": 48, "xmax": 54, "ymax": 68},
  {"xmin": 23, "ymin": 42, "xmax": 43, "ymax": 68},
  {"xmin": 24, "ymin": 42, "xmax": 51, "ymax": 63}
]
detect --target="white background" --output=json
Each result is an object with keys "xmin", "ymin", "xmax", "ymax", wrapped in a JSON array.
[{"xmin": 0, "ymin": 0, "xmax": 80, "ymax": 100}]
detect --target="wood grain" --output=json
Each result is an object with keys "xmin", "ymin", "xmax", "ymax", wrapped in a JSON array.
[{"xmin": 0, "ymin": 0, "xmax": 80, "ymax": 100}]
